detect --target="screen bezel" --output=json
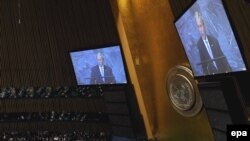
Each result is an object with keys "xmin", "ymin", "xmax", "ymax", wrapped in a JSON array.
[
  {"xmin": 69, "ymin": 43, "xmax": 131, "ymax": 86},
  {"xmin": 173, "ymin": 0, "xmax": 248, "ymax": 80}
]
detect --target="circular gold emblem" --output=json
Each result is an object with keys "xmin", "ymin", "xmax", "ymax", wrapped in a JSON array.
[{"xmin": 166, "ymin": 65, "xmax": 203, "ymax": 117}]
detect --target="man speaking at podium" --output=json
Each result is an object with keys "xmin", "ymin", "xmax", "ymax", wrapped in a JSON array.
[
  {"xmin": 195, "ymin": 11, "xmax": 231, "ymax": 75},
  {"xmin": 90, "ymin": 52, "xmax": 116, "ymax": 84}
]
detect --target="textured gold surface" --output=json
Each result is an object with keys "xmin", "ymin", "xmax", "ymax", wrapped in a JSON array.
[{"xmin": 110, "ymin": 0, "xmax": 214, "ymax": 140}]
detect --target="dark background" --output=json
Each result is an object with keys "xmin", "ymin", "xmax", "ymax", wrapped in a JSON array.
[{"xmin": 0, "ymin": 0, "xmax": 119, "ymax": 86}]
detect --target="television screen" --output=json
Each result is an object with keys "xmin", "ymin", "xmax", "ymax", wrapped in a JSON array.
[
  {"xmin": 70, "ymin": 45, "xmax": 128, "ymax": 85},
  {"xmin": 174, "ymin": 0, "xmax": 247, "ymax": 77}
]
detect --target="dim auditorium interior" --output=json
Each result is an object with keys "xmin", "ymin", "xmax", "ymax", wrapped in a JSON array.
[{"xmin": 0, "ymin": 0, "xmax": 250, "ymax": 141}]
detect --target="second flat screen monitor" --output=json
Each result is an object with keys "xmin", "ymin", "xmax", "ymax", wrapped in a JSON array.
[
  {"xmin": 174, "ymin": 0, "xmax": 247, "ymax": 78},
  {"xmin": 70, "ymin": 45, "xmax": 127, "ymax": 85}
]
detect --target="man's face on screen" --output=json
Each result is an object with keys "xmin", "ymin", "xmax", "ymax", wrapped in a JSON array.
[
  {"xmin": 196, "ymin": 19, "xmax": 206, "ymax": 39},
  {"xmin": 97, "ymin": 54, "xmax": 104, "ymax": 66}
]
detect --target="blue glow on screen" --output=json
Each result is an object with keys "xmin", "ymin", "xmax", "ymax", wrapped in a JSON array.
[
  {"xmin": 70, "ymin": 45, "xmax": 127, "ymax": 85},
  {"xmin": 175, "ymin": 0, "xmax": 246, "ymax": 77}
]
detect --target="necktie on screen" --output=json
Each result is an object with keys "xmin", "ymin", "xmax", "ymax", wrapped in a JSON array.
[
  {"xmin": 101, "ymin": 67, "xmax": 105, "ymax": 82},
  {"xmin": 204, "ymin": 39, "xmax": 213, "ymax": 59},
  {"xmin": 204, "ymin": 39, "xmax": 218, "ymax": 71}
]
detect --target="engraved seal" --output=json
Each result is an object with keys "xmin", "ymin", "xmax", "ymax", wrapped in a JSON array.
[{"xmin": 166, "ymin": 65, "xmax": 203, "ymax": 117}]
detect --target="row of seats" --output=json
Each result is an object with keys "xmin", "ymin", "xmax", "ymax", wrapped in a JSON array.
[
  {"xmin": 0, "ymin": 131, "xmax": 110, "ymax": 141},
  {"xmin": 0, "ymin": 86, "xmax": 103, "ymax": 99},
  {"xmin": 0, "ymin": 112, "xmax": 108, "ymax": 123}
]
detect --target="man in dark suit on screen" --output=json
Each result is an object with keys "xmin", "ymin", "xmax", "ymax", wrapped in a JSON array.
[
  {"xmin": 90, "ymin": 52, "xmax": 116, "ymax": 84},
  {"xmin": 194, "ymin": 11, "xmax": 231, "ymax": 75}
]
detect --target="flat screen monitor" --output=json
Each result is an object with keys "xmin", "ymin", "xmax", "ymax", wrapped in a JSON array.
[
  {"xmin": 174, "ymin": 0, "xmax": 247, "ymax": 78},
  {"xmin": 70, "ymin": 45, "xmax": 128, "ymax": 85}
]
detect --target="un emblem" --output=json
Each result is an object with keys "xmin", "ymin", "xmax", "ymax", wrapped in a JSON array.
[{"xmin": 166, "ymin": 65, "xmax": 203, "ymax": 117}]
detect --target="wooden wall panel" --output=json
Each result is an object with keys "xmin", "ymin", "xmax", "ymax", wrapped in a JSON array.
[{"xmin": 0, "ymin": 0, "xmax": 119, "ymax": 86}]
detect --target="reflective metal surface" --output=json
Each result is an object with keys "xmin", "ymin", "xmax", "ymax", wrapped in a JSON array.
[{"xmin": 167, "ymin": 65, "xmax": 203, "ymax": 117}]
